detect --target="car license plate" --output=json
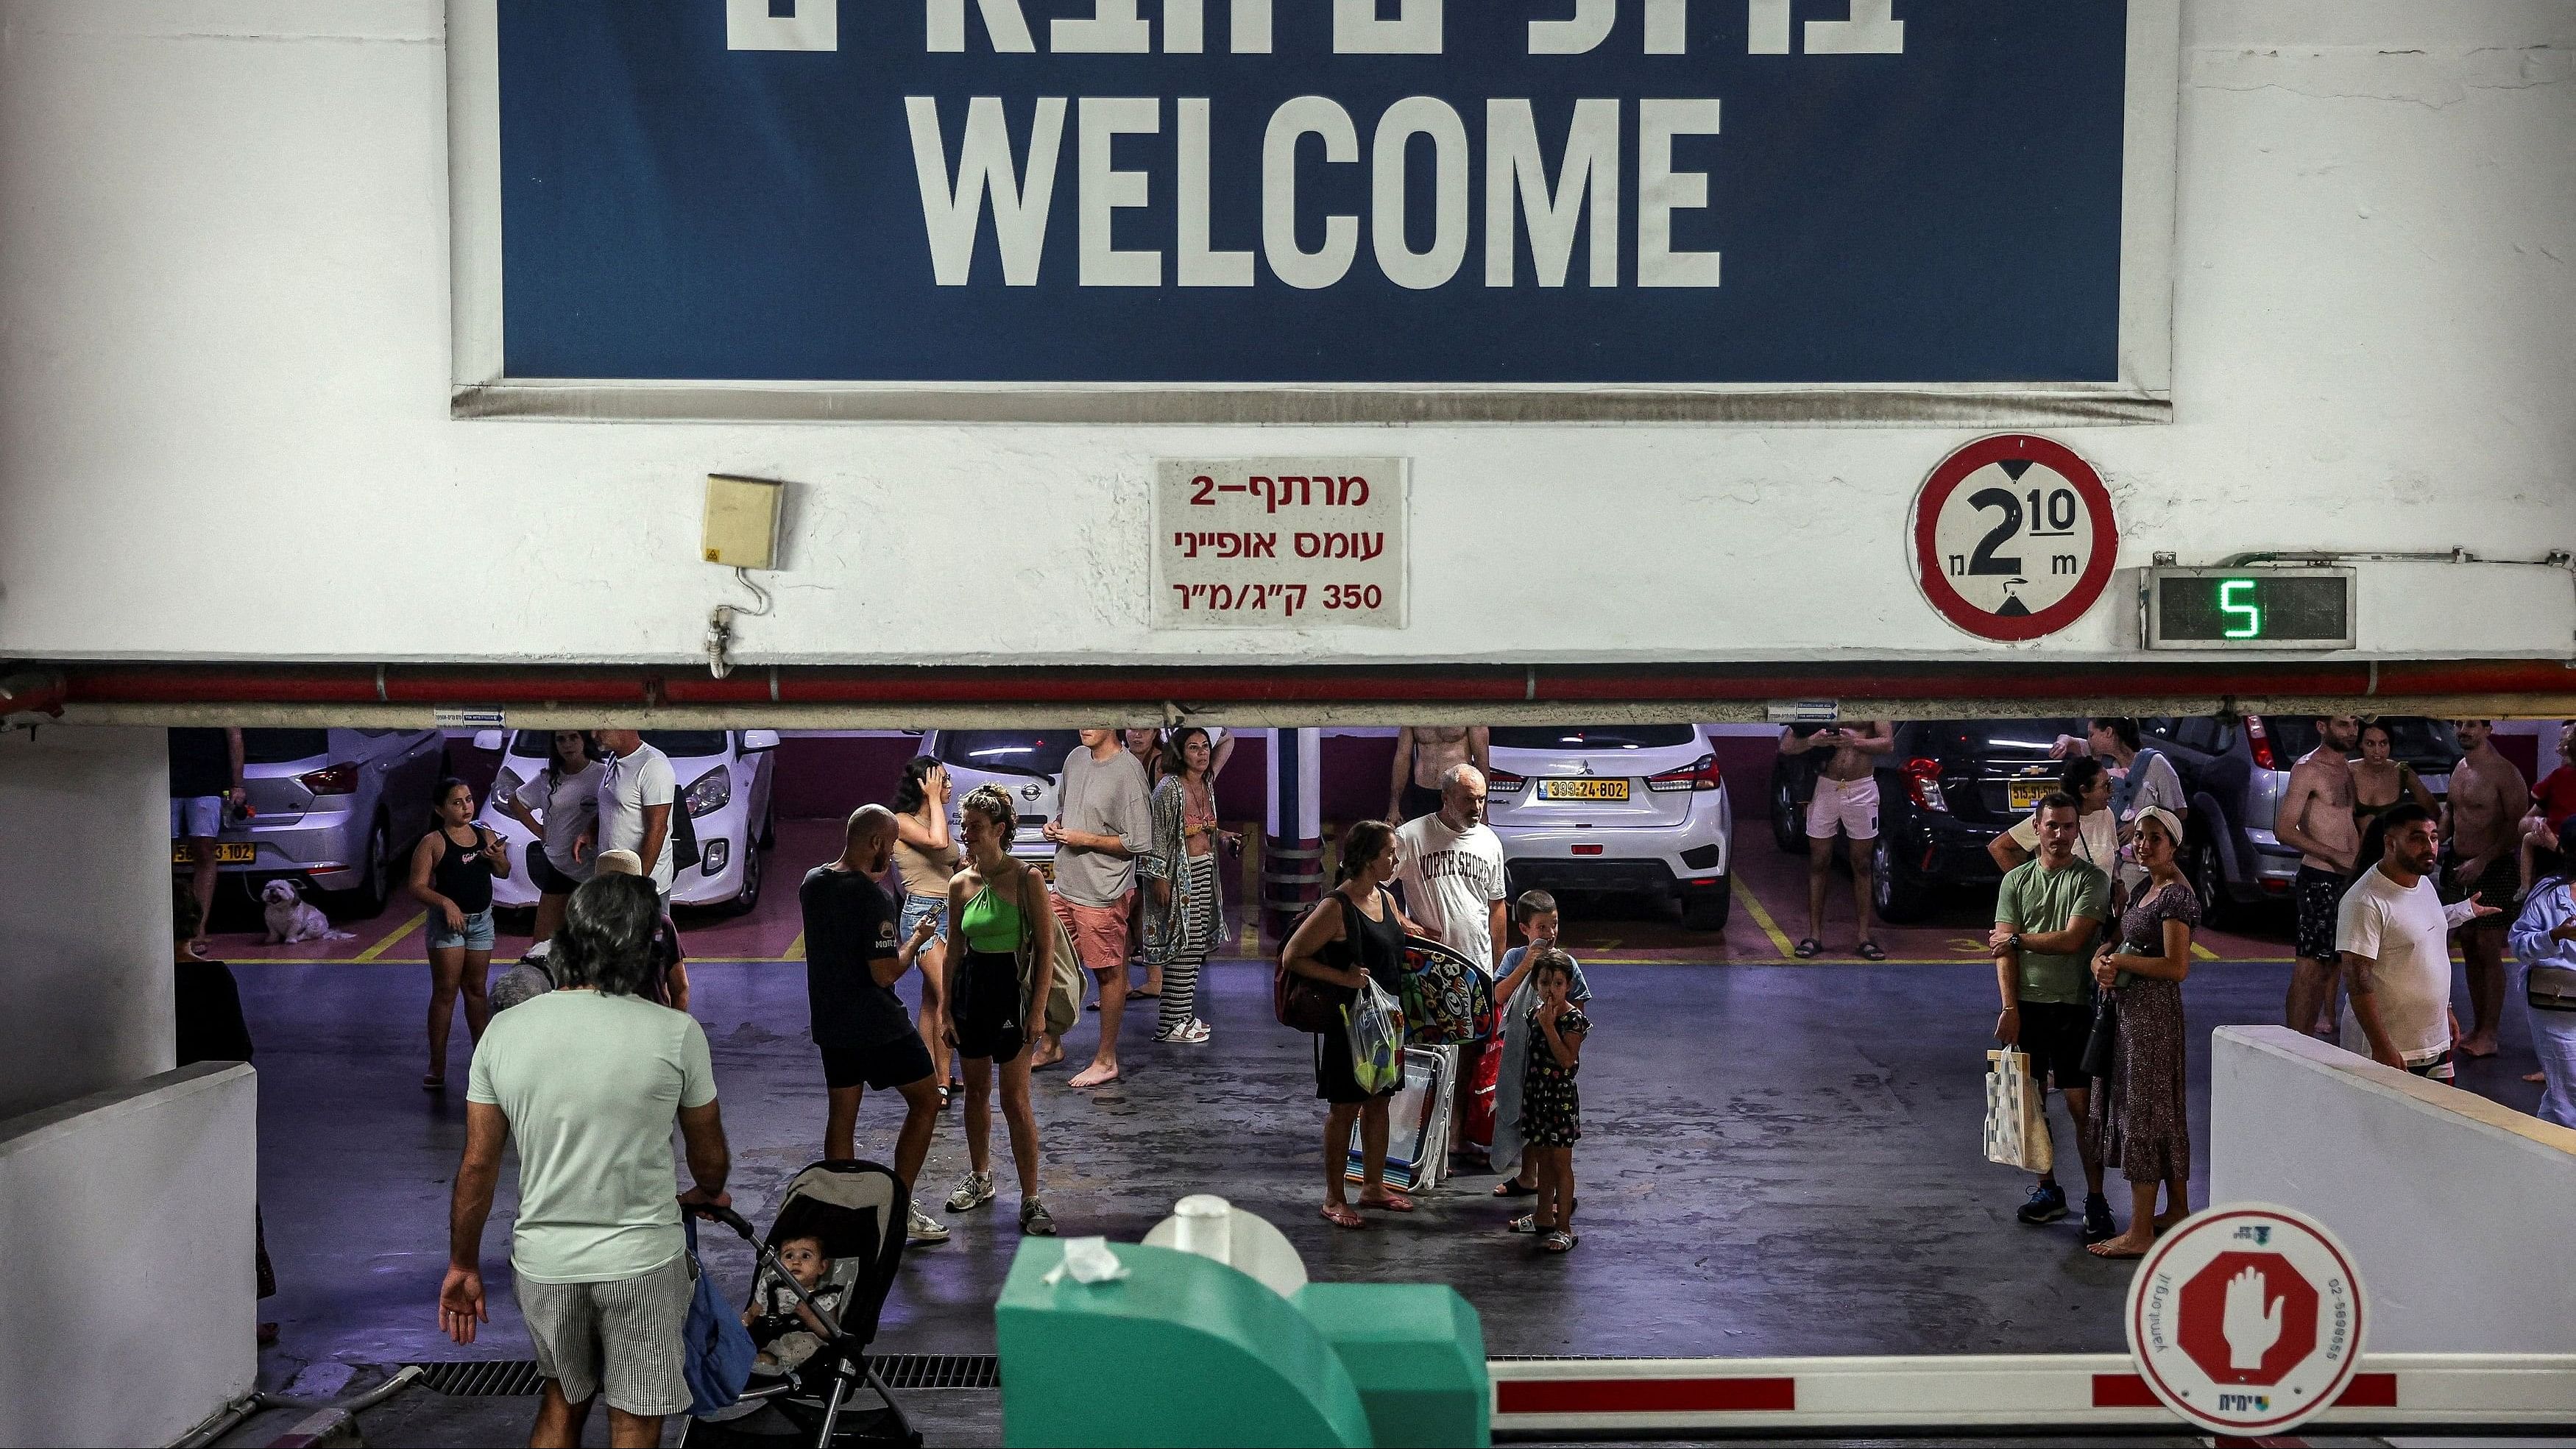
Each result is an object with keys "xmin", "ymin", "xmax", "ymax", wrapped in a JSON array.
[
  {"xmin": 174, "ymin": 843, "xmax": 256, "ymax": 865},
  {"xmin": 2007, "ymin": 781, "xmax": 2052, "ymax": 810},
  {"xmin": 1538, "ymin": 779, "xmax": 1630, "ymax": 801}
]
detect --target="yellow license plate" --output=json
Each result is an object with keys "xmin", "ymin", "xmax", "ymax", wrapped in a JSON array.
[
  {"xmin": 1538, "ymin": 779, "xmax": 1630, "ymax": 801},
  {"xmin": 2008, "ymin": 781, "xmax": 2053, "ymax": 810},
  {"xmin": 174, "ymin": 843, "xmax": 256, "ymax": 865}
]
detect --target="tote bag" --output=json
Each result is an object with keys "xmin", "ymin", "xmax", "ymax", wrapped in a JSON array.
[
  {"xmin": 1983, "ymin": 1048, "xmax": 2054, "ymax": 1174},
  {"xmin": 1013, "ymin": 870, "xmax": 1083, "ymax": 1039},
  {"xmin": 680, "ymin": 1216, "xmax": 757, "ymax": 1418}
]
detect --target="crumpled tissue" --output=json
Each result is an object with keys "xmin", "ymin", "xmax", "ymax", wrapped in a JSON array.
[{"xmin": 1041, "ymin": 1236, "xmax": 1130, "ymax": 1286}]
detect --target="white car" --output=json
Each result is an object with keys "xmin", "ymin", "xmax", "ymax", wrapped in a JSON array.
[
  {"xmin": 1485, "ymin": 723, "xmax": 1735, "ymax": 930},
  {"xmin": 473, "ymin": 729, "xmax": 779, "ymax": 913},
  {"xmin": 920, "ymin": 728, "xmax": 1083, "ymax": 874}
]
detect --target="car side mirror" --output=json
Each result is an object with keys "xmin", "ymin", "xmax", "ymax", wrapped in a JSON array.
[
  {"xmin": 472, "ymin": 730, "xmax": 504, "ymax": 753},
  {"xmin": 742, "ymin": 729, "xmax": 781, "ymax": 753}
]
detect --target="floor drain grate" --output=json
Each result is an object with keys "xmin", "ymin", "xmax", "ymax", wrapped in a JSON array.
[
  {"xmin": 412, "ymin": 1359, "xmax": 548, "ymax": 1397},
  {"xmin": 872, "ymin": 1353, "xmax": 999, "ymax": 1390}
]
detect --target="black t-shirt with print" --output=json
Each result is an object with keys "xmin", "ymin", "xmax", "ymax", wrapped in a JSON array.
[{"xmin": 801, "ymin": 866, "xmax": 908, "ymax": 1049}]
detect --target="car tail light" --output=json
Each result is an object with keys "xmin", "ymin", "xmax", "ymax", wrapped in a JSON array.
[
  {"xmin": 1487, "ymin": 768, "xmax": 1527, "ymax": 793},
  {"xmin": 298, "ymin": 763, "xmax": 358, "ymax": 796},
  {"xmin": 2245, "ymin": 715, "xmax": 2277, "ymax": 771},
  {"xmin": 1571, "ymin": 843, "xmax": 1604, "ymax": 855},
  {"xmin": 1647, "ymin": 754, "xmax": 1724, "ymax": 793},
  {"xmin": 1903, "ymin": 757, "xmax": 1948, "ymax": 812}
]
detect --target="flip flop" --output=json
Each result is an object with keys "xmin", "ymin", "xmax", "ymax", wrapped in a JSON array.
[
  {"xmin": 1855, "ymin": 940, "xmax": 1887, "ymax": 962},
  {"xmin": 421, "ymin": 1075, "xmax": 446, "ymax": 1091},
  {"xmin": 1128, "ymin": 989, "xmax": 1160, "ymax": 1000},
  {"xmin": 1492, "ymin": 1180, "xmax": 1539, "ymax": 1198},
  {"xmin": 1358, "ymin": 1191, "xmax": 1415, "ymax": 1213},
  {"xmin": 1320, "ymin": 1202, "xmax": 1366, "ymax": 1230},
  {"xmin": 1793, "ymin": 938, "xmax": 1824, "ymax": 959}
]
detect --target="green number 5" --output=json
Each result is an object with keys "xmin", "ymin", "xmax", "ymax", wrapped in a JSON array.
[{"xmin": 2220, "ymin": 578, "xmax": 2261, "ymax": 639}]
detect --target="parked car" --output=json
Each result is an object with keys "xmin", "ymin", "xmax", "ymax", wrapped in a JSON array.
[
  {"xmin": 1771, "ymin": 719, "xmax": 2089, "ymax": 924},
  {"xmin": 1486, "ymin": 723, "xmax": 1735, "ymax": 930},
  {"xmin": 170, "ymin": 727, "xmax": 450, "ymax": 917},
  {"xmin": 921, "ymin": 728, "xmax": 1080, "ymax": 874},
  {"xmin": 473, "ymin": 729, "xmax": 779, "ymax": 914},
  {"xmin": 2141, "ymin": 714, "xmax": 2460, "ymax": 924}
]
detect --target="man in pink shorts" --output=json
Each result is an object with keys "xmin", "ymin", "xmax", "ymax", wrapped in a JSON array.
[{"xmin": 1044, "ymin": 729, "xmax": 1156, "ymax": 1087}]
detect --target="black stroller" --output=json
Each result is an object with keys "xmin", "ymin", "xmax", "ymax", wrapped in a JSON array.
[{"xmin": 683, "ymin": 1161, "xmax": 921, "ymax": 1448}]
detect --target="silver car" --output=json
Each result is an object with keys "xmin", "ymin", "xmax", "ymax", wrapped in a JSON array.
[
  {"xmin": 921, "ymin": 728, "xmax": 1087, "ymax": 875},
  {"xmin": 171, "ymin": 727, "xmax": 450, "ymax": 916}
]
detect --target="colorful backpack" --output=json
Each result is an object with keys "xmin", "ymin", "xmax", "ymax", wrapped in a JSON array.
[{"xmin": 1397, "ymin": 935, "xmax": 1496, "ymax": 1046}]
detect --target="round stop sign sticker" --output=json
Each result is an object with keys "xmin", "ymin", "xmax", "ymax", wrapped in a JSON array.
[
  {"xmin": 2128, "ymin": 1205, "xmax": 2368, "ymax": 1435},
  {"xmin": 1910, "ymin": 434, "xmax": 2117, "ymax": 641}
]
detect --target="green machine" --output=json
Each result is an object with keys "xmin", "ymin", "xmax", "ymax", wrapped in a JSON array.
[{"xmin": 994, "ymin": 1203, "xmax": 1488, "ymax": 1448}]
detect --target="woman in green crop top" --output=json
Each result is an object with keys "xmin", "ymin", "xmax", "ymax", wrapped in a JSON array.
[{"xmin": 937, "ymin": 784, "xmax": 1056, "ymax": 1237}]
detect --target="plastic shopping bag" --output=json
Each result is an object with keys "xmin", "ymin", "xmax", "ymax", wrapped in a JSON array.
[
  {"xmin": 1347, "ymin": 977, "xmax": 1405, "ymax": 1097},
  {"xmin": 1983, "ymin": 1049, "xmax": 2054, "ymax": 1174}
]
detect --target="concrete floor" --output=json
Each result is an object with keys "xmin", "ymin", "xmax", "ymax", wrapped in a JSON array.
[{"xmin": 223, "ymin": 829, "xmax": 2550, "ymax": 1445}]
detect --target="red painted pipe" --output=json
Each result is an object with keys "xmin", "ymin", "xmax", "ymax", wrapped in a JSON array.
[{"xmin": 40, "ymin": 658, "xmax": 2576, "ymax": 709}]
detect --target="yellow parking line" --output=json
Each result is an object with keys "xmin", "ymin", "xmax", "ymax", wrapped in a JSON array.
[
  {"xmin": 1732, "ymin": 876, "xmax": 1796, "ymax": 960},
  {"xmin": 354, "ymin": 911, "xmax": 426, "ymax": 962},
  {"xmin": 782, "ymin": 932, "xmax": 807, "ymax": 961},
  {"xmin": 2191, "ymin": 940, "xmax": 2220, "ymax": 960}
]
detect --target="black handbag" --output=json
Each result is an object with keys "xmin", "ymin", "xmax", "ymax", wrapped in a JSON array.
[{"xmin": 2079, "ymin": 991, "xmax": 2120, "ymax": 1079}]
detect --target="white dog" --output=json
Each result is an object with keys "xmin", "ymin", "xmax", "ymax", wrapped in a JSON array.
[{"xmin": 261, "ymin": 879, "xmax": 354, "ymax": 944}]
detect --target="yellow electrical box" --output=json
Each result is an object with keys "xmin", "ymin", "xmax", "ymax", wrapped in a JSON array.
[{"xmin": 702, "ymin": 475, "xmax": 785, "ymax": 569}]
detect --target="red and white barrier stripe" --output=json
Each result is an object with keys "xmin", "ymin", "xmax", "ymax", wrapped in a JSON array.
[{"xmin": 1490, "ymin": 1353, "xmax": 2576, "ymax": 1435}]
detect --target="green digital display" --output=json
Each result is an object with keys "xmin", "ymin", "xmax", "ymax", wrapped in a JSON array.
[{"xmin": 2153, "ymin": 573, "xmax": 2352, "ymax": 645}]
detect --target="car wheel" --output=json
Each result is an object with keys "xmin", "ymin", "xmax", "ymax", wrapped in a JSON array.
[
  {"xmin": 2191, "ymin": 837, "xmax": 2236, "ymax": 928},
  {"xmin": 757, "ymin": 804, "xmax": 776, "ymax": 851},
  {"xmin": 1869, "ymin": 834, "xmax": 1933, "ymax": 924},
  {"xmin": 341, "ymin": 815, "xmax": 393, "ymax": 918},
  {"xmin": 1681, "ymin": 879, "xmax": 1733, "ymax": 932},
  {"xmin": 724, "ymin": 835, "xmax": 765, "ymax": 916},
  {"xmin": 1769, "ymin": 769, "xmax": 1805, "ymax": 855}
]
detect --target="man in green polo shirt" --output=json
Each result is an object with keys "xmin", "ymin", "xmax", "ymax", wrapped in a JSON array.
[{"xmin": 1988, "ymin": 792, "xmax": 2114, "ymax": 1243}]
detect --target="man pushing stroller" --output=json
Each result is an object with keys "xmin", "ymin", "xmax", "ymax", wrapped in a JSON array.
[{"xmin": 442, "ymin": 872, "xmax": 735, "ymax": 1449}]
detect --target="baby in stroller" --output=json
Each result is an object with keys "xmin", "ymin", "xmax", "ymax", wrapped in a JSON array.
[{"xmin": 743, "ymin": 1234, "xmax": 847, "ymax": 1374}]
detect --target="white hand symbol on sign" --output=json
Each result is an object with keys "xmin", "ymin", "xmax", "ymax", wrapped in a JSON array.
[{"xmin": 2223, "ymin": 1265, "xmax": 2286, "ymax": 1370}]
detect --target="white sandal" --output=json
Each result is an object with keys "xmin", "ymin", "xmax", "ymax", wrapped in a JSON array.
[{"xmin": 1156, "ymin": 1019, "xmax": 1212, "ymax": 1044}]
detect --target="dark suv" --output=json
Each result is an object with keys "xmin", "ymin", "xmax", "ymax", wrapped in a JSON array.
[
  {"xmin": 1769, "ymin": 719, "xmax": 2087, "ymax": 922},
  {"xmin": 2140, "ymin": 715, "xmax": 2460, "ymax": 924}
]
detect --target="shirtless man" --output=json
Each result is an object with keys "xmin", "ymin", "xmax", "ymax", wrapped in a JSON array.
[
  {"xmin": 2276, "ymin": 716, "xmax": 2361, "ymax": 1038},
  {"xmin": 1387, "ymin": 726, "xmax": 1492, "ymax": 824},
  {"xmin": 2444, "ymin": 720, "xmax": 2529, "ymax": 1057},
  {"xmin": 1780, "ymin": 720, "xmax": 1896, "ymax": 960}
]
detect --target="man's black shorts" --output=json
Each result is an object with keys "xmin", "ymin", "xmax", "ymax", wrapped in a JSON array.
[
  {"xmin": 2295, "ymin": 865, "xmax": 2354, "ymax": 963},
  {"xmin": 2019, "ymin": 1000, "xmax": 2094, "ymax": 1094},
  {"xmin": 819, "ymin": 1034, "xmax": 934, "ymax": 1092}
]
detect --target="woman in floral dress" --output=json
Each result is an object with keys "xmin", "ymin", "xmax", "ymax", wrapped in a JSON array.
[{"xmin": 2085, "ymin": 807, "xmax": 2199, "ymax": 1258}]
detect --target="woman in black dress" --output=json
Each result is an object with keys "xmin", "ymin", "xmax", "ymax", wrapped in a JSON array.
[
  {"xmin": 1282, "ymin": 818, "xmax": 1421, "ymax": 1230},
  {"xmin": 2085, "ymin": 806, "xmax": 2199, "ymax": 1258}
]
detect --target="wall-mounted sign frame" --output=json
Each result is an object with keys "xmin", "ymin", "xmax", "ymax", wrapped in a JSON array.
[{"xmin": 445, "ymin": 0, "xmax": 2179, "ymax": 425}]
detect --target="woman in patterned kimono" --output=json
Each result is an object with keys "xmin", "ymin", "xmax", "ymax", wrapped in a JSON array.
[{"xmin": 1139, "ymin": 727, "xmax": 1236, "ymax": 1044}]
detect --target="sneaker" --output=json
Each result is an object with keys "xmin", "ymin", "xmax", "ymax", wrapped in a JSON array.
[
  {"xmin": 2081, "ymin": 1194, "xmax": 2117, "ymax": 1244},
  {"xmin": 945, "ymin": 1171, "xmax": 996, "ymax": 1214},
  {"xmin": 906, "ymin": 1206, "xmax": 951, "ymax": 1245},
  {"xmin": 1019, "ymin": 1198, "xmax": 1057, "ymax": 1236},
  {"xmin": 2016, "ymin": 1183, "xmax": 2069, "ymax": 1225}
]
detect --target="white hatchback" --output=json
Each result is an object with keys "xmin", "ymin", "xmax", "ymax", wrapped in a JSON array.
[
  {"xmin": 1485, "ymin": 723, "xmax": 1735, "ymax": 930},
  {"xmin": 474, "ymin": 729, "xmax": 779, "ymax": 914}
]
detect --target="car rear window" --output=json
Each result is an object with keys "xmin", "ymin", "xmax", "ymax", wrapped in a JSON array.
[
  {"xmin": 2265, "ymin": 715, "xmax": 2463, "ymax": 768},
  {"xmin": 938, "ymin": 730, "xmax": 1083, "ymax": 778},
  {"xmin": 1914, "ymin": 720, "xmax": 2086, "ymax": 758},
  {"xmin": 1489, "ymin": 725, "xmax": 1696, "ymax": 751},
  {"xmin": 241, "ymin": 729, "xmax": 331, "ymax": 765}
]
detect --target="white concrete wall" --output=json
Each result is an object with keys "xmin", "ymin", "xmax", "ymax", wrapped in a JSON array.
[
  {"xmin": 0, "ymin": 726, "xmax": 175, "ymax": 1119},
  {"xmin": 0, "ymin": 1063, "xmax": 259, "ymax": 1448},
  {"xmin": 1, "ymin": 1, "xmax": 2572, "ymax": 667},
  {"xmin": 2209, "ymin": 1025, "xmax": 2576, "ymax": 1354}
]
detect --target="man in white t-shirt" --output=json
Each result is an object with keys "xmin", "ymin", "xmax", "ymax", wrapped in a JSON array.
[
  {"xmin": 2335, "ymin": 803, "xmax": 2498, "ymax": 1079},
  {"xmin": 1392, "ymin": 765, "xmax": 1508, "ymax": 971},
  {"xmin": 586, "ymin": 729, "xmax": 679, "ymax": 898},
  {"xmin": 443, "ymin": 874, "xmax": 732, "ymax": 1447}
]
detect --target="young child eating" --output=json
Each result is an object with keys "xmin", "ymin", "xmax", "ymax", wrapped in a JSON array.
[
  {"xmin": 1512, "ymin": 949, "xmax": 1589, "ymax": 1253},
  {"xmin": 742, "ymin": 1233, "xmax": 843, "ymax": 1372}
]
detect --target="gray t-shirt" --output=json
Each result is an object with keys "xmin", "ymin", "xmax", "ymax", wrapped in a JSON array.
[
  {"xmin": 1052, "ymin": 745, "xmax": 1153, "ymax": 907},
  {"xmin": 515, "ymin": 761, "xmax": 603, "ymax": 876}
]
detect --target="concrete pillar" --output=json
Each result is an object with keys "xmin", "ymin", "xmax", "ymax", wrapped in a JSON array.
[
  {"xmin": 1262, "ymin": 727, "xmax": 1323, "ymax": 941},
  {"xmin": 0, "ymin": 724, "xmax": 176, "ymax": 1117}
]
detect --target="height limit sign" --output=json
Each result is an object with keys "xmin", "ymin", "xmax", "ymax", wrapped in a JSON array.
[
  {"xmin": 1910, "ymin": 434, "xmax": 2117, "ymax": 642},
  {"xmin": 1153, "ymin": 459, "xmax": 1407, "ymax": 630}
]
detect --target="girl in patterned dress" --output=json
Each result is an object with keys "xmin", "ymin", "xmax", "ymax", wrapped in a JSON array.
[
  {"xmin": 2084, "ymin": 807, "xmax": 2199, "ymax": 1259},
  {"xmin": 1515, "ymin": 950, "xmax": 1590, "ymax": 1253}
]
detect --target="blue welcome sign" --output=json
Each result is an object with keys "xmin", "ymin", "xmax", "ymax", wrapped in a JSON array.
[{"xmin": 449, "ymin": 1, "xmax": 2176, "ymax": 421}]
